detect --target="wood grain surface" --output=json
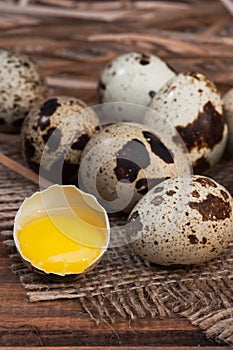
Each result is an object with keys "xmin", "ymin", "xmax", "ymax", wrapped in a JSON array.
[
  {"xmin": 0, "ymin": 249, "xmax": 225, "ymax": 347},
  {"xmin": 0, "ymin": 0, "xmax": 233, "ymax": 347}
]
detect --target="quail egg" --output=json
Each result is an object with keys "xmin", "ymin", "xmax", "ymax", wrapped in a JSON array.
[
  {"xmin": 79, "ymin": 122, "xmax": 191, "ymax": 213},
  {"xmin": 97, "ymin": 52, "xmax": 175, "ymax": 121},
  {"xmin": 223, "ymin": 88, "xmax": 233, "ymax": 154},
  {"xmin": 145, "ymin": 72, "xmax": 228, "ymax": 173},
  {"xmin": 21, "ymin": 96, "xmax": 99, "ymax": 185},
  {"xmin": 0, "ymin": 50, "xmax": 46, "ymax": 133},
  {"xmin": 128, "ymin": 175, "xmax": 233, "ymax": 265}
]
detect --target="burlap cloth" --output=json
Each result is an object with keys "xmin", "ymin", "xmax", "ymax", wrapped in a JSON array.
[{"xmin": 0, "ymin": 142, "xmax": 233, "ymax": 345}]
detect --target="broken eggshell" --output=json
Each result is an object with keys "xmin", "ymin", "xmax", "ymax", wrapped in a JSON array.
[
  {"xmin": 128, "ymin": 175, "xmax": 233, "ymax": 266},
  {"xmin": 146, "ymin": 72, "xmax": 228, "ymax": 173},
  {"xmin": 13, "ymin": 184, "xmax": 110, "ymax": 280}
]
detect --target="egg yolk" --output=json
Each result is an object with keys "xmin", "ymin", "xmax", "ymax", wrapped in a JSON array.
[{"xmin": 18, "ymin": 210, "xmax": 107, "ymax": 275}]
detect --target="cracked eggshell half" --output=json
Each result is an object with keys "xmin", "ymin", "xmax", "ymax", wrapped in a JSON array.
[
  {"xmin": 146, "ymin": 72, "xmax": 228, "ymax": 173},
  {"xmin": 13, "ymin": 184, "xmax": 110, "ymax": 280},
  {"xmin": 128, "ymin": 175, "xmax": 233, "ymax": 266}
]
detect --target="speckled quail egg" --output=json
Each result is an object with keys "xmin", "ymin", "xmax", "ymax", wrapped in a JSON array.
[
  {"xmin": 128, "ymin": 175, "xmax": 233, "ymax": 266},
  {"xmin": 145, "ymin": 72, "xmax": 228, "ymax": 173},
  {"xmin": 21, "ymin": 96, "xmax": 99, "ymax": 185},
  {"xmin": 97, "ymin": 52, "xmax": 175, "ymax": 121},
  {"xmin": 223, "ymin": 88, "xmax": 233, "ymax": 154},
  {"xmin": 0, "ymin": 50, "xmax": 46, "ymax": 133},
  {"xmin": 79, "ymin": 122, "xmax": 191, "ymax": 213}
]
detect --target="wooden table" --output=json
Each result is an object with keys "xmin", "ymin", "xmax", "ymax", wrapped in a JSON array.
[{"xmin": 0, "ymin": 249, "xmax": 227, "ymax": 348}]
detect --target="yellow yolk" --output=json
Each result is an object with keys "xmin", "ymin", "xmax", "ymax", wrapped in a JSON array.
[{"xmin": 18, "ymin": 210, "xmax": 107, "ymax": 275}]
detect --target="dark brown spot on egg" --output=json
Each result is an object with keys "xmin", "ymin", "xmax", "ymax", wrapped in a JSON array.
[
  {"xmin": 192, "ymin": 190, "xmax": 200, "ymax": 198},
  {"xmin": 23, "ymin": 61, "xmax": 30, "ymax": 68},
  {"xmin": 194, "ymin": 176, "xmax": 217, "ymax": 188},
  {"xmin": 136, "ymin": 177, "xmax": 168, "ymax": 195},
  {"xmin": 39, "ymin": 98, "xmax": 61, "ymax": 118},
  {"xmin": 24, "ymin": 139, "xmax": 36, "ymax": 159},
  {"xmin": 193, "ymin": 156, "xmax": 210, "ymax": 174},
  {"xmin": 166, "ymin": 190, "xmax": 176, "ymax": 196},
  {"xmin": 202, "ymin": 237, "xmax": 207, "ymax": 244},
  {"xmin": 151, "ymin": 195, "xmax": 163, "ymax": 206},
  {"xmin": 188, "ymin": 234, "xmax": 198, "ymax": 244},
  {"xmin": 135, "ymin": 178, "xmax": 148, "ymax": 195},
  {"xmin": 210, "ymin": 247, "xmax": 218, "ymax": 253},
  {"xmin": 149, "ymin": 90, "xmax": 156, "ymax": 99},
  {"xmin": 71, "ymin": 133, "xmax": 90, "ymax": 151},
  {"xmin": 42, "ymin": 127, "xmax": 61, "ymax": 152},
  {"xmin": 220, "ymin": 190, "xmax": 229, "ymax": 201},
  {"xmin": 142, "ymin": 131, "xmax": 174, "ymax": 164},
  {"xmin": 189, "ymin": 194, "xmax": 231, "ymax": 221},
  {"xmin": 14, "ymin": 95, "xmax": 22, "ymax": 102},
  {"xmin": 114, "ymin": 139, "xmax": 150, "ymax": 183},
  {"xmin": 137, "ymin": 53, "xmax": 150, "ymax": 65},
  {"xmin": 97, "ymin": 80, "xmax": 106, "ymax": 102},
  {"xmin": 176, "ymin": 101, "xmax": 224, "ymax": 152},
  {"xmin": 184, "ymin": 72, "xmax": 201, "ymax": 80}
]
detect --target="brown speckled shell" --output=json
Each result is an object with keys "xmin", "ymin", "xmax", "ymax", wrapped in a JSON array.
[
  {"xmin": 21, "ymin": 96, "xmax": 99, "ymax": 185},
  {"xmin": 128, "ymin": 175, "xmax": 233, "ymax": 266},
  {"xmin": 79, "ymin": 122, "xmax": 188, "ymax": 213},
  {"xmin": 0, "ymin": 50, "xmax": 46, "ymax": 133},
  {"xmin": 147, "ymin": 72, "xmax": 228, "ymax": 173}
]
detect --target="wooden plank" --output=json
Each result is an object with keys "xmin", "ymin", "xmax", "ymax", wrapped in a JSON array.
[{"xmin": 0, "ymin": 254, "xmax": 219, "ymax": 347}]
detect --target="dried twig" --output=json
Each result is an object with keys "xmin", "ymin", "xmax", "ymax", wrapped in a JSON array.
[
  {"xmin": 88, "ymin": 33, "xmax": 205, "ymax": 55},
  {"xmin": 46, "ymin": 77, "xmax": 97, "ymax": 90},
  {"xmin": 0, "ymin": 3, "xmax": 130, "ymax": 21},
  {"xmin": 0, "ymin": 153, "xmax": 51, "ymax": 188}
]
